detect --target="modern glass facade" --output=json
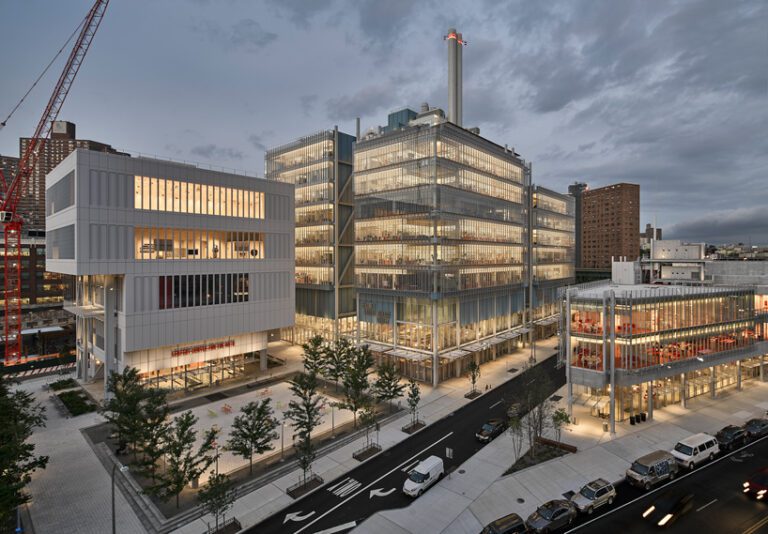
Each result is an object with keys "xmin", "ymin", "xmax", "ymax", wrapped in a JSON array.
[
  {"xmin": 266, "ymin": 128, "xmax": 356, "ymax": 344},
  {"xmin": 563, "ymin": 283, "xmax": 768, "ymax": 425},
  {"xmin": 355, "ymin": 113, "xmax": 531, "ymax": 385},
  {"xmin": 532, "ymin": 186, "xmax": 575, "ymax": 337}
]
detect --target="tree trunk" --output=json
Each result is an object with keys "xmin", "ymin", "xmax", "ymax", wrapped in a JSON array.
[
  {"xmin": 249, "ymin": 456, "xmax": 253, "ymax": 476},
  {"xmin": 176, "ymin": 492, "xmax": 180, "ymax": 509}
]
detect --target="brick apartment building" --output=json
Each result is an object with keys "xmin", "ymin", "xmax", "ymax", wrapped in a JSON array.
[{"xmin": 580, "ymin": 183, "xmax": 639, "ymax": 269}]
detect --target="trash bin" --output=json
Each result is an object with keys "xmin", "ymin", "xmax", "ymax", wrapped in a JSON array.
[
  {"xmin": 640, "ymin": 412, "xmax": 647, "ymax": 422},
  {"xmin": 629, "ymin": 415, "xmax": 636, "ymax": 425},
  {"xmin": 602, "ymin": 421, "xmax": 609, "ymax": 432}
]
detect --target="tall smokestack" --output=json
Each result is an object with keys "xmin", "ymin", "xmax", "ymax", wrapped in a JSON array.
[
  {"xmin": 457, "ymin": 32, "xmax": 463, "ymax": 126},
  {"xmin": 446, "ymin": 28, "xmax": 465, "ymax": 127}
]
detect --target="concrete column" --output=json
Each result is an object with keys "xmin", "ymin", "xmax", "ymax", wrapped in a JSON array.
[
  {"xmin": 104, "ymin": 276, "xmax": 118, "ymax": 399},
  {"xmin": 737, "ymin": 360, "xmax": 742, "ymax": 391},
  {"xmin": 259, "ymin": 349, "xmax": 268, "ymax": 372},
  {"xmin": 710, "ymin": 366, "xmax": 717, "ymax": 399},
  {"xmin": 455, "ymin": 359, "xmax": 461, "ymax": 378},
  {"xmin": 761, "ymin": 355, "xmax": 765, "ymax": 382},
  {"xmin": 681, "ymin": 373, "xmax": 687, "ymax": 409},
  {"xmin": 647, "ymin": 381, "xmax": 654, "ymax": 420},
  {"xmin": 609, "ymin": 291, "xmax": 616, "ymax": 435},
  {"xmin": 432, "ymin": 300, "xmax": 439, "ymax": 388},
  {"xmin": 565, "ymin": 289, "xmax": 573, "ymax": 417}
]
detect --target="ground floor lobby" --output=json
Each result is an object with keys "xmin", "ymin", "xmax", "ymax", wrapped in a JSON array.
[{"xmin": 573, "ymin": 355, "xmax": 767, "ymax": 423}]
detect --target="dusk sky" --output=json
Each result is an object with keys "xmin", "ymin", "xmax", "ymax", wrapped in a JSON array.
[{"xmin": 1, "ymin": 0, "xmax": 765, "ymax": 244}]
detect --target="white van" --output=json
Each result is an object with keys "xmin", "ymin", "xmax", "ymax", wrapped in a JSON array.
[
  {"xmin": 671, "ymin": 432, "xmax": 719, "ymax": 470},
  {"xmin": 403, "ymin": 455, "xmax": 444, "ymax": 497}
]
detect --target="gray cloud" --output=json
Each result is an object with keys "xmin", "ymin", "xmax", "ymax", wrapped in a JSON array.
[
  {"xmin": 300, "ymin": 94, "xmax": 318, "ymax": 116},
  {"xmin": 667, "ymin": 207, "xmax": 768, "ymax": 245},
  {"xmin": 264, "ymin": 0, "xmax": 335, "ymax": 28},
  {"xmin": 190, "ymin": 144, "xmax": 244, "ymax": 161},
  {"xmin": 326, "ymin": 85, "xmax": 399, "ymax": 121},
  {"xmin": 194, "ymin": 18, "xmax": 277, "ymax": 51}
]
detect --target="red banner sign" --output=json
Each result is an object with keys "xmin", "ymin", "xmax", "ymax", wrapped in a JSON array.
[{"xmin": 172, "ymin": 339, "xmax": 234, "ymax": 357}]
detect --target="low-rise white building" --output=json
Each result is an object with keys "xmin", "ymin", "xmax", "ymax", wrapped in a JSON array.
[{"xmin": 46, "ymin": 149, "xmax": 295, "ymax": 394}]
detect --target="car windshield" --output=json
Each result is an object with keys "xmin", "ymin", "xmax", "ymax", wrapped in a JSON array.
[
  {"xmin": 537, "ymin": 505, "xmax": 555, "ymax": 520},
  {"xmin": 718, "ymin": 427, "xmax": 736, "ymax": 438},
  {"xmin": 482, "ymin": 423, "xmax": 495, "ymax": 433},
  {"xmin": 408, "ymin": 471, "xmax": 428, "ymax": 483},
  {"xmin": 631, "ymin": 462, "xmax": 650, "ymax": 475},
  {"xmin": 579, "ymin": 486, "xmax": 597, "ymax": 500},
  {"xmin": 674, "ymin": 443, "xmax": 694, "ymax": 456}
]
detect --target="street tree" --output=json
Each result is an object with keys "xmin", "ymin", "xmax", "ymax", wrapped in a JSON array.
[
  {"xmin": 322, "ymin": 337, "xmax": 353, "ymax": 391},
  {"xmin": 467, "ymin": 361, "xmax": 481, "ymax": 395},
  {"xmin": 226, "ymin": 399, "xmax": 279, "ymax": 476},
  {"xmin": 342, "ymin": 344, "xmax": 374, "ymax": 428},
  {"xmin": 359, "ymin": 406, "xmax": 378, "ymax": 449},
  {"xmin": 158, "ymin": 411, "xmax": 218, "ymax": 508},
  {"xmin": 507, "ymin": 415, "xmax": 524, "ymax": 461},
  {"xmin": 552, "ymin": 408, "xmax": 571, "ymax": 442},
  {"xmin": 198, "ymin": 471, "xmax": 236, "ymax": 532},
  {"xmin": 301, "ymin": 334, "xmax": 326, "ymax": 378},
  {"xmin": 101, "ymin": 367, "xmax": 145, "ymax": 455},
  {"xmin": 406, "ymin": 379, "xmax": 421, "ymax": 428},
  {"xmin": 135, "ymin": 387, "xmax": 170, "ymax": 484},
  {"xmin": 521, "ymin": 364, "xmax": 555, "ymax": 458},
  {"xmin": 0, "ymin": 376, "xmax": 48, "ymax": 526},
  {"xmin": 372, "ymin": 362, "xmax": 405, "ymax": 413},
  {"xmin": 284, "ymin": 373, "xmax": 324, "ymax": 486}
]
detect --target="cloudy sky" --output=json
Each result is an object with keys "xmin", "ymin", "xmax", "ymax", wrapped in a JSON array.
[{"xmin": 1, "ymin": 0, "xmax": 765, "ymax": 243}]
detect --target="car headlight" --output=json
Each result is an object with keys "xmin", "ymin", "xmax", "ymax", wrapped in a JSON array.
[
  {"xmin": 642, "ymin": 505, "xmax": 655, "ymax": 518},
  {"xmin": 744, "ymin": 482, "xmax": 750, "ymax": 488},
  {"xmin": 658, "ymin": 513, "xmax": 674, "ymax": 526}
]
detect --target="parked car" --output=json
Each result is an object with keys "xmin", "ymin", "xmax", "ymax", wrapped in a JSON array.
[
  {"xmin": 480, "ymin": 512, "xmax": 529, "ymax": 534},
  {"xmin": 671, "ymin": 433, "xmax": 719, "ymax": 470},
  {"xmin": 626, "ymin": 450, "xmax": 679, "ymax": 491},
  {"xmin": 716, "ymin": 425, "xmax": 747, "ymax": 451},
  {"xmin": 525, "ymin": 499, "xmax": 577, "ymax": 533},
  {"xmin": 570, "ymin": 478, "xmax": 616, "ymax": 515},
  {"xmin": 476, "ymin": 419, "xmax": 508, "ymax": 443},
  {"xmin": 743, "ymin": 467, "xmax": 768, "ymax": 501},
  {"xmin": 403, "ymin": 455, "xmax": 444, "ymax": 497},
  {"xmin": 743, "ymin": 418, "xmax": 768, "ymax": 440},
  {"xmin": 642, "ymin": 491, "xmax": 694, "ymax": 527}
]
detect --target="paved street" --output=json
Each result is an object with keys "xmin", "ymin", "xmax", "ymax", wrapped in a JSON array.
[
  {"xmin": 568, "ymin": 436, "xmax": 768, "ymax": 533},
  {"xmin": 248, "ymin": 357, "xmax": 565, "ymax": 534}
]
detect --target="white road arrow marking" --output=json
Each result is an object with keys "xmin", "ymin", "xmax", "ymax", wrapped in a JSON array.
[
  {"xmin": 311, "ymin": 521, "xmax": 357, "ymax": 534},
  {"xmin": 369, "ymin": 487, "xmax": 396, "ymax": 499},
  {"xmin": 284, "ymin": 510, "xmax": 316, "ymax": 524}
]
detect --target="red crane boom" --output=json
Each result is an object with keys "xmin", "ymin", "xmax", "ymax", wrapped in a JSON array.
[{"xmin": 0, "ymin": 0, "xmax": 109, "ymax": 364}]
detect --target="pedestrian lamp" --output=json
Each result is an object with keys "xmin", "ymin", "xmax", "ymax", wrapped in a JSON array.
[{"xmin": 111, "ymin": 462, "xmax": 129, "ymax": 534}]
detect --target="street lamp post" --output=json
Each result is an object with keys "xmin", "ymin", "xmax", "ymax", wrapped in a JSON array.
[{"xmin": 111, "ymin": 462, "xmax": 129, "ymax": 534}]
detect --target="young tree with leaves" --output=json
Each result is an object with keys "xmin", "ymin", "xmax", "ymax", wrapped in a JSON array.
[
  {"xmin": 406, "ymin": 379, "xmax": 421, "ymax": 427},
  {"xmin": 135, "ymin": 387, "xmax": 170, "ymax": 484},
  {"xmin": 342, "ymin": 344, "xmax": 373, "ymax": 428},
  {"xmin": 552, "ymin": 408, "xmax": 570, "ymax": 443},
  {"xmin": 101, "ymin": 367, "xmax": 145, "ymax": 455},
  {"xmin": 322, "ymin": 337, "xmax": 353, "ymax": 391},
  {"xmin": 226, "ymin": 398, "xmax": 279, "ymax": 476},
  {"xmin": 284, "ymin": 373, "xmax": 323, "ymax": 486},
  {"xmin": 301, "ymin": 334, "xmax": 327, "ymax": 378},
  {"xmin": 0, "ymin": 376, "xmax": 49, "ymax": 526},
  {"xmin": 359, "ymin": 405, "xmax": 378, "ymax": 449},
  {"xmin": 507, "ymin": 415, "xmax": 524, "ymax": 461},
  {"xmin": 373, "ymin": 362, "xmax": 405, "ymax": 413},
  {"xmin": 198, "ymin": 471, "xmax": 236, "ymax": 532},
  {"xmin": 157, "ymin": 411, "xmax": 218, "ymax": 508},
  {"xmin": 522, "ymin": 364, "xmax": 555, "ymax": 458},
  {"xmin": 467, "ymin": 361, "xmax": 481, "ymax": 395}
]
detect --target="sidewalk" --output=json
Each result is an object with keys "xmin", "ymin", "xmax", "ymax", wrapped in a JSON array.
[
  {"xmin": 170, "ymin": 338, "xmax": 559, "ymax": 534},
  {"xmin": 355, "ymin": 377, "xmax": 768, "ymax": 534}
]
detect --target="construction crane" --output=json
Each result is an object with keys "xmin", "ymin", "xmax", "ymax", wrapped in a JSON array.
[{"xmin": 0, "ymin": 0, "xmax": 110, "ymax": 364}]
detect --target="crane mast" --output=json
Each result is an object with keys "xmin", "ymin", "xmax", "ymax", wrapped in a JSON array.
[{"xmin": 0, "ymin": 0, "xmax": 109, "ymax": 364}]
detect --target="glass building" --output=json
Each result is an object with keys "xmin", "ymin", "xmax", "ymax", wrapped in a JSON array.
[
  {"xmin": 562, "ymin": 282, "xmax": 768, "ymax": 430},
  {"xmin": 266, "ymin": 128, "xmax": 357, "ymax": 344},
  {"xmin": 531, "ymin": 186, "xmax": 576, "ymax": 337},
  {"xmin": 354, "ymin": 108, "xmax": 532, "ymax": 385}
]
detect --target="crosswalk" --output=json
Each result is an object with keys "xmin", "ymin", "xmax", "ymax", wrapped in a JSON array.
[
  {"xmin": 326, "ymin": 477, "xmax": 362, "ymax": 498},
  {"xmin": 4, "ymin": 363, "xmax": 75, "ymax": 380}
]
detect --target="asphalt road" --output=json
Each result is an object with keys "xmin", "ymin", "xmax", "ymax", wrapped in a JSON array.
[
  {"xmin": 567, "ymin": 435, "xmax": 768, "ymax": 534},
  {"xmin": 248, "ymin": 354, "xmax": 564, "ymax": 534}
]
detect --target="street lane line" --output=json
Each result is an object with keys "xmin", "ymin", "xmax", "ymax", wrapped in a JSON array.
[
  {"xmin": 334, "ymin": 480, "xmax": 361, "ymax": 498},
  {"xmin": 294, "ymin": 431, "xmax": 455, "ymax": 534},
  {"xmin": 401, "ymin": 460, "xmax": 420, "ymax": 473},
  {"xmin": 743, "ymin": 513, "xmax": 768, "ymax": 534},
  {"xmin": 312, "ymin": 521, "xmax": 357, "ymax": 534},
  {"xmin": 696, "ymin": 498, "xmax": 717, "ymax": 512},
  {"xmin": 565, "ymin": 433, "xmax": 768, "ymax": 533},
  {"xmin": 489, "ymin": 400, "xmax": 503, "ymax": 409}
]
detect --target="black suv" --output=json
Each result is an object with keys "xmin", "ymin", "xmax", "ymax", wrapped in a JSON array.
[
  {"xmin": 716, "ymin": 425, "xmax": 747, "ymax": 451},
  {"xmin": 476, "ymin": 419, "xmax": 507, "ymax": 443},
  {"xmin": 744, "ymin": 418, "xmax": 768, "ymax": 440},
  {"xmin": 481, "ymin": 512, "xmax": 529, "ymax": 534}
]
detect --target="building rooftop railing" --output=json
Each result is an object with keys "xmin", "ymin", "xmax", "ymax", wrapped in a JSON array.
[{"xmin": 112, "ymin": 147, "xmax": 264, "ymax": 179}]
